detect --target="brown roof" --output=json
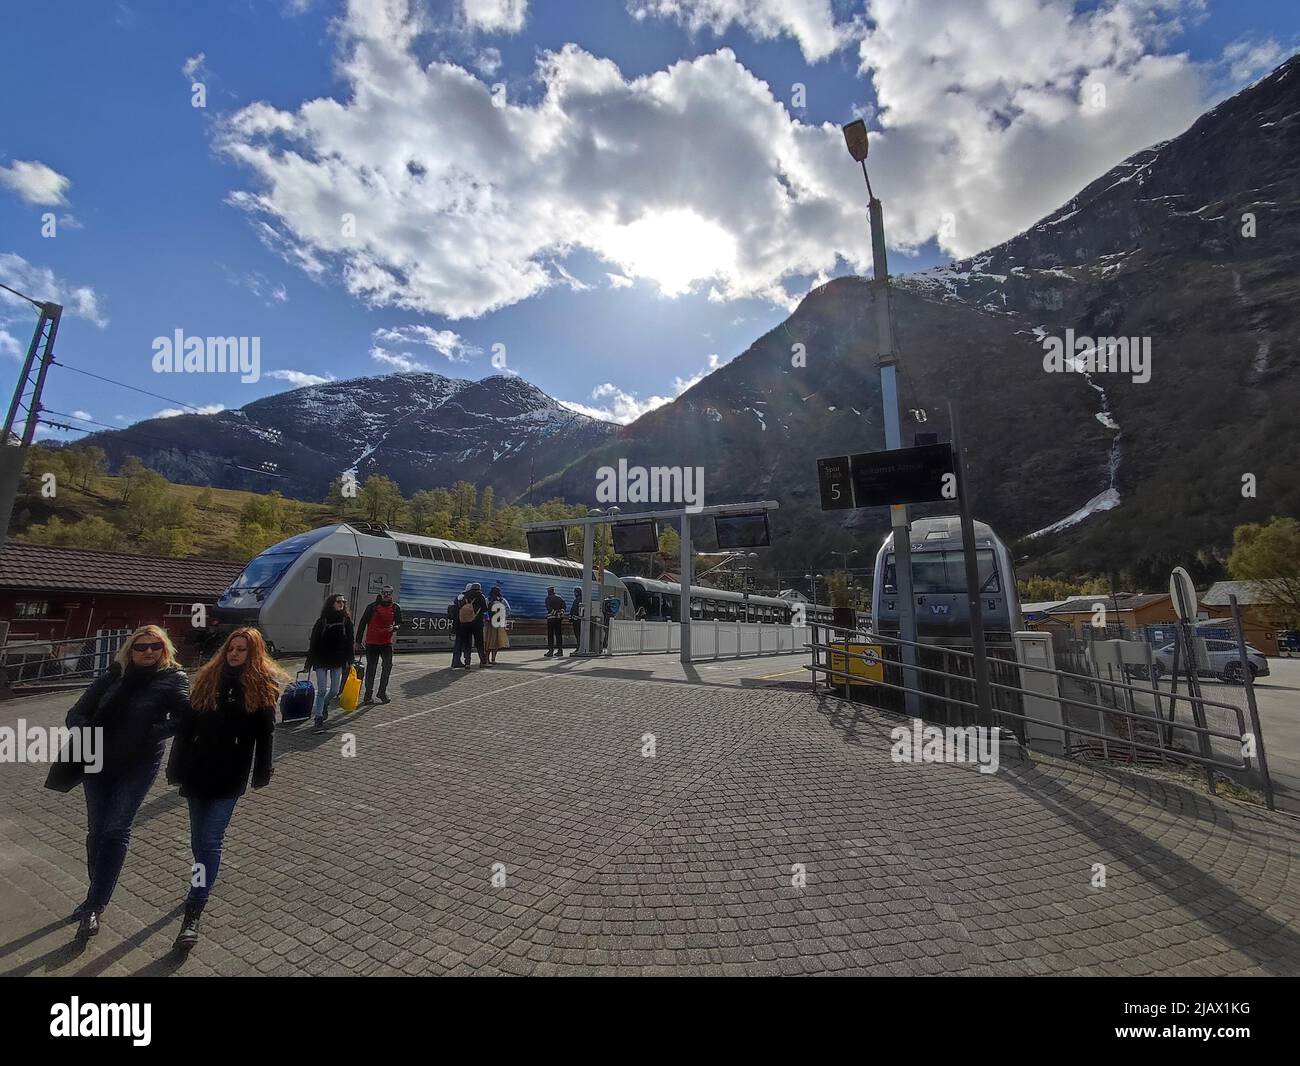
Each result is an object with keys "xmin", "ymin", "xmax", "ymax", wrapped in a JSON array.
[
  {"xmin": 0, "ymin": 541, "xmax": 245, "ymax": 599},
  {"xmin": 1047, "ymin": 593, "xmax": 1174, "ymax": 615}
]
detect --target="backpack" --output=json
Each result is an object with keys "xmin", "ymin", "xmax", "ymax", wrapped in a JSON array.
[{"xmin": 458, "ymin": 601, "xmax": 476, "ymax": 624}]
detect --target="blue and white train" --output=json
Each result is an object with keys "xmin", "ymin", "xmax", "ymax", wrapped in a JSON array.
[{"xmin": 214, "ymin": 522, "xmax": 825, "ymax": 654}]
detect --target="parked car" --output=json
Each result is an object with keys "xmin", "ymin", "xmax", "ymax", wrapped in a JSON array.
[
  {"xmin": 1151, "ymin": 639, "xmax": 1270, "ymax": 684},
  {"xmin": 1279, "ymin": 631, "xmax": 1300, "ymax": 656}
]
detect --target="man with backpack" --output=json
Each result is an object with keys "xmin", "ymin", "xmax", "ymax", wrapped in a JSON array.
[
  {"xmin": 569, "ymin": 587, "xmax": 583, "ymax": 652},
  {"xmin": 544, "ymin": 586, "xmax": 566, "ymax": 658},
  {"xmin": 356, "ymin": 585, "xmax": 402, "ymax": 704},
  {"xmin": 465, "ymin": 583, "xmax": 489, "ymax": 666},
  {"xmin": 449, "ymin": 584, "xmax": 472, "ymax": 669}
]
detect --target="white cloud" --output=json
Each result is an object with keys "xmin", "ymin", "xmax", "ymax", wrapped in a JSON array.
[
  {"xmin": 672, "ymin": 352, "xmax": 722, "ymax": 394},
  {"xmin": 155, "ymin": 404, "xmax": 225, "ymax": 418},
  {"xmin": 562, "ymin": 351, "xmax": 725, "ymax": 423},
  {"xmin": 372, "ymin": 324, "xmax": 478, "ymax": 361},
  {"xmin": 606, "ymin": 272, "xmax": 634, "ymax": 289},
  {"xmin": 1221, "ymin": 37, "xmax": 1283, "ymax": 84},
  {"xmin": 462, "ymin": 0, "xmax": 527, "ymax": 34},
  {"xmin": 216, "ymin": 0, "xmax": 1259, "ymax": 320},
  {"xmin": 266, "ymin": 369, "xmax": 336, "ymax": 387},
  {"xmin": 630, "ymin": 0, "xmax": 856, "ymax": 62},
  {"xmin": 0, "ymin": 252, "xmax": 107, "ymax": 327},
  {"xmin": 182, "ymin": 52, "xmax": 207, "ymax": 80},
  {"xmin": 224, "ymin": 267, "xmax": 289, "ymax": 305},
  {"xmin": 369, "ymin": 347, "xmax": 430, "ymax": 372},
  {"xmin": 71, "ymin": 409, "xmax": 92, "ymax": 420},
  {"xmin": 0, "ymin": 161, "xmax": 71, "ymax": 206},
  {"xmin": 473, "ymin": 47, "xmax": 502, "ymax": 76},
  {"xmin": 0, "ymin": 329, "xmax": 20, "ymax": 359}
]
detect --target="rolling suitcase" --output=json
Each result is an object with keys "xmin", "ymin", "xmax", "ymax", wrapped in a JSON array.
[{"xmin": 280, "ymin": 671, "xmax": 315, "ymax": 721}]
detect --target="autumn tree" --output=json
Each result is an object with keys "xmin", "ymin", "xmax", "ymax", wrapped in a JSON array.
[{"xmin": 1227, "ymin": 517, "xmax": 1300, "ymax": 628}]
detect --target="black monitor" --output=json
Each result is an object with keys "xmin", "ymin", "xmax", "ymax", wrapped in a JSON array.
[
  {"xmin": 714, "ymin": 511, "xmax": 770, "ymax": 549},
  {"xmin": 526, "ymin": 529, "xmax": 569, "ymax": 559},
  {"xmin": 611, "ymin": 521, "xmax": 659, "ymax": 554}
]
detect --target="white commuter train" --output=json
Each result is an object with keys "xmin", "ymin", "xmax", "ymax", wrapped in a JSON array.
[{"xmin": 215, "ymin": 522, "xmax": 829, "ymax": 655}]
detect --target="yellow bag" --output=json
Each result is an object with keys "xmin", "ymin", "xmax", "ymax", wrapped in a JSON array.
[{"xmin": 338, "ymin": 663, "xmax": 361, "ymax": 712}]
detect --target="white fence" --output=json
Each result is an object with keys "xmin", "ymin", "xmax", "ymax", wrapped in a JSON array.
[{"xmin": 608, "ymin": 618, "xmax": 807, "ymax": 659}]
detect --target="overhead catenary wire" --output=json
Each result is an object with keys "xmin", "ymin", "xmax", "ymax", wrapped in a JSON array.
[
  {"xmin": 0, "ymin": 280, "xmax": 43, "ymax": 309},
  {"xmin": 50, "ymin": 358, "xmax": 207, "ymax": 414},
  {"xmin": 37, "ymin": 416, "xmax": 286, "ymax": 479}
]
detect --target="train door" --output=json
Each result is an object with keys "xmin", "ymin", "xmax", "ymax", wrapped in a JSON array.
[{"xmin": 357, "ymin": 557, "xmax": 402, "ymax": 618}]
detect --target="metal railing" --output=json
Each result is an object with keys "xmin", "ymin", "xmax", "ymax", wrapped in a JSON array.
[
  {"xmin": 1, "ymin": 630, "xmax": 129, "ymax": 687},
  {"xmin": 807, "ymin": 620, "xmax": 1274, "ymax": 806},
  {"xmin": 606, "ymin": 617, "xmax": 807, "ymax": 659}
]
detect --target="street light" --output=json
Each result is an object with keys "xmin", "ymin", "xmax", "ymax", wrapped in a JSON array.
[
  {"xmin": 842, "ymin": 116, "xmax": 920, "ymax": 716},
  {"xmin": 804, "ymin": 572, "xmax": 824, "ymax": 606}
]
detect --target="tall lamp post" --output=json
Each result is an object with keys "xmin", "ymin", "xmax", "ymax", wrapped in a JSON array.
[
  {"xmin": 804, "ymin": 572, "xmax": 824, "ymax": 607},
  {"xmin": 842, "ymin": 118, "xmax": 920, "ymax": 716}
]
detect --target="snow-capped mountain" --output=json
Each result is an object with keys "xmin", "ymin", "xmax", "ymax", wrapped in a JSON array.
[
  {"xmin": 540, "ymin": 55, "xmax": 1300, "ymax": 584},
  {"xmin": 84, "ymin": 372, "xmax": 619, "ymax": 501}
]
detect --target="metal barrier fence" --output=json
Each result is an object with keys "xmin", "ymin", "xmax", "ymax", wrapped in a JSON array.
[
  {"xmin": 807, "ymin": 620, "xmax": 1274, "ymax": 808},
  {"xmin": 607, "ymin": 618, "xmax": 806, "ymax": 658},
  {"xmin": 1, "ymin": 630, "xmax": 130, "ymax": 688}
]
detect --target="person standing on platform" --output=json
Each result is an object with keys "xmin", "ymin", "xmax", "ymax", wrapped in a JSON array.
[
  {"xmin": 485, "ymin": 584, "xmax": 511, "ymax": 666},
  {"xmin": 356, "ymin": 585, "xmax": 402, "ymax": 704},
  {"xmin": 544, "ymin": 586, "xmax": 566, "ymax": 658},
  {"xmin": 569, "ymin": 587, "xmax": 583, "ymax": 651}
]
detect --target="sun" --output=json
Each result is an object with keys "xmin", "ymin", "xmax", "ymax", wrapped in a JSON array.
[{"xmin": 597, "ymin": 209, "xmax": 738, "ymax": 297}]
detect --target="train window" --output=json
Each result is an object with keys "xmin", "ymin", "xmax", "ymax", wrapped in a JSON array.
[
  {"xmin": 316, "ymin": 557, "xmax": 332, "ymax": 583},
  {"xmin": 397, "ymin": 542, "xmax": 410, "ymax": 557}
]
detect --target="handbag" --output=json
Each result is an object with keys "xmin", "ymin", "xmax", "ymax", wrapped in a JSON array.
[
  {"xmin": 338, "ymin": 662, "xmax": 362, "ymax": 712},
  {"xmin": 44, "ymin": 752, "xmax": 86, "ymax": 793}
]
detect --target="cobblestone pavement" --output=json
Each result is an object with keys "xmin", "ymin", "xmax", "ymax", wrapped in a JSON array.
[{"xmin": 2, "ymin": 651, "xmax": 1298, "ymax": 975}]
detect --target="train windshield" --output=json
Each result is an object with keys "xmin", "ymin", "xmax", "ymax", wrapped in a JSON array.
[
  {"xmin": 228, "ymin": 527, "xmax": 334, "ymax": 592},
  {"xmin": 883, "ymin": 550, "xmax": 1000, "ymax": 594}
]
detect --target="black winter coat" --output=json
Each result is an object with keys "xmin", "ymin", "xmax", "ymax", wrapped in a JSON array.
[
  {"xmin": 65, "ymin": 663, "xmax": 188, "ymax": 774},
  {"xmin": 305, "ymin": 614, "xmax": 354, "ymax": 670},
  {"xmin": 166, "ymin": 673, "xmax": 275, "ymax": 800}
]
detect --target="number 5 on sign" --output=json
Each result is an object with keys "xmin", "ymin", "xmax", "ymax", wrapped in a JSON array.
[{"xmin": 817, "ymin": 456, "xmax": 854, "ymax": 511}]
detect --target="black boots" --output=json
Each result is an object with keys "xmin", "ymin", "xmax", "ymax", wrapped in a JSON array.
[
  {"xmin": 74, "ymin": 910, "xmax": 100, "ymax": 940},
  {"xmin": 174, "ymin": 902, "xmax": 204, "ymax": 952}
]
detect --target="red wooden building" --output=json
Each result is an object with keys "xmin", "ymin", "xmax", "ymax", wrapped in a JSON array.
[{"xmin": 0, "ymin": 542, "xmax": 244, "ymax": 665}]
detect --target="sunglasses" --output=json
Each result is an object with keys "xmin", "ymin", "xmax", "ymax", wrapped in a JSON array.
[{"xmin": 132, "ymin": 642, "xmax": 165, "ymax": 652}]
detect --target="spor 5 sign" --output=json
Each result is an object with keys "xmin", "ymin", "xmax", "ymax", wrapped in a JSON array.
[{"xmin": 817, "ymin": 443, "xmax": 956, "ymax": 510}]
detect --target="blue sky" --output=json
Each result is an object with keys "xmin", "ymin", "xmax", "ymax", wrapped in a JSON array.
[{"xmin": 1, "ymin": 0, "xmax": 1295, "ymax": 440}]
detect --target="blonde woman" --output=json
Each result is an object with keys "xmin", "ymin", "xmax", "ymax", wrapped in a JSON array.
[
  {"xmin": 61, "ymin": 625, "xmax": 189, "ymax": 942},
  {"xmin": 165, "ymin": 627, "xmax": 285, "ymax": 951}
]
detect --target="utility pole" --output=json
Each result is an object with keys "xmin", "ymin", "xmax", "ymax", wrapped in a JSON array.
[
  {"xmin": 0, "ymin": 296, "xmax": 63, "ymax": 552},
  {"xmin": 842, "ymin": 120, "xmax": 920, "ymax": 715}
]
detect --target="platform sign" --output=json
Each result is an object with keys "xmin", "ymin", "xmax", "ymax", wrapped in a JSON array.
[
  {"xmin": 849, "ymin": 442, "xmax": 955, "ymax": 507},
  {"xmin": 817, "ymin": 455, "xmax": 855, "ymax": 511}
]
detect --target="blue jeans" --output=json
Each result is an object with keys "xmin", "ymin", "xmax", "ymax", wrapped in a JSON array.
[
  {"xmin": 186, "ymin": 796, "xmax": 239, "ymax": 907},
  {"xmin": 313, "ymin": 667, "xmax": 342, "ymax": 721},
  {"xmin": 82, "ymin": 752, "xmax": 163, "ymax": 911}
]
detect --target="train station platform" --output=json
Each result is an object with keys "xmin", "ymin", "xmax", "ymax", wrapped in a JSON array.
[{"xmin": 2, "ymin": 649, "xmax": 1298, "ymax": 976}]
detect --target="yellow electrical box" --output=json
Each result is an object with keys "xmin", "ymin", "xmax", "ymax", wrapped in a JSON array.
[{"xmin": 829, "ymin": 641, "xmax": 884, "ymax": 684}]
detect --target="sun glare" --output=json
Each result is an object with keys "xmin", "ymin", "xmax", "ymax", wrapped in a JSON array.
[{"xmin": 599, "ymin": 209, "xmax": 738, "ymax": 297}]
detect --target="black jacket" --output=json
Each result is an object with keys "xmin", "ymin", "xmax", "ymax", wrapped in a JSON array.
[
  {"xmin": 305, "ymin": 613, "xmax": 355, "ymax": 670},
  {"xmin": 545, "ymin": 593, "xmax": 566, "ymax": 617},
  {"xmin": 357, "ymin": 599, "xmax": 403, "ymax": 644},
  {"xmin": 65, "ymin": 663, "xmax": 188, "ymax": 773},
  {"xmin": 167, "ymin": 672, "xmax": 275, "ymax": 800}
]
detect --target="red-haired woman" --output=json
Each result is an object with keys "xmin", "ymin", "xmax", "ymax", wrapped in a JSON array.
[{"xmin": 166, "ymin": 627, "xmax": 286, "ymax": 951}]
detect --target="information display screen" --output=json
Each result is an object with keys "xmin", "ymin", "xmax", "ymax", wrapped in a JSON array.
[
  {"xmin": 714, "ymin": 512, "xmax": 770, "ymax": 549},
  {"xmin": 526, "ymin": 529, "xmax": 569, "ymax": 559},
  {"xmin": 611, "ymin": 521, "xmax": 659, "ymax": 554}
]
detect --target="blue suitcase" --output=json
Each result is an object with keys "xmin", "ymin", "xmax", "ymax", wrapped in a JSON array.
[{"xmin": 280, "ymin": 671, "xmax": 315, "ymax": 721}]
